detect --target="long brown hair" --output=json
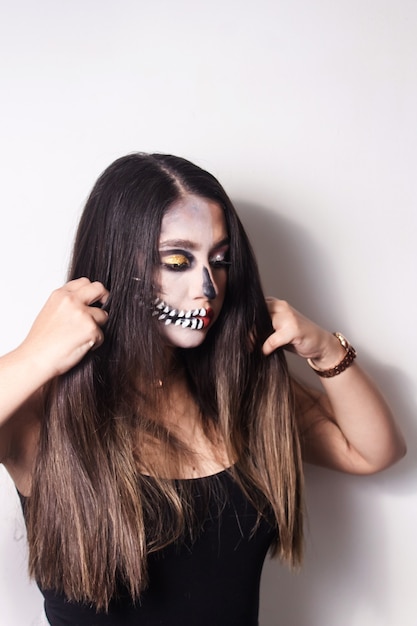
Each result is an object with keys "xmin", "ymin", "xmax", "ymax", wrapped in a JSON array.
[{"xmin": 27, "ymin": 153, "xmax": 303, "ymax": 610}]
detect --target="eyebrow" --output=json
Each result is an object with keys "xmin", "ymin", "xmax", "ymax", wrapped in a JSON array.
[{"xmin": 159, "ymin": 237, "xmax": 230, "ymax": 251}]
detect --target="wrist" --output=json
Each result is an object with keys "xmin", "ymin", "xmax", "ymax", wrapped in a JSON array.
[
  {"xmin": 16, "ymin": 341, "xmax": 58, "ymax": 386},
  {"xmin": 307, "ymin": 332, "xmax": 357, "ymax": 378}
]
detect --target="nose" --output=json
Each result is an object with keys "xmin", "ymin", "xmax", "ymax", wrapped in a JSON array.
[{"xmin": 202, "ymin": 266, "xmax": 216, "ymax": 300}]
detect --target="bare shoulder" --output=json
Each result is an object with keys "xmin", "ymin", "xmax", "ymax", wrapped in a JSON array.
[{"xmin": 1, "ymin": 391, "xmax": 42, "ymax": 495}]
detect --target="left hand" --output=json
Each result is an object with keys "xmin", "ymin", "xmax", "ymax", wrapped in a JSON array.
[{"xmin": 262, "ymin": 298, "xmax": 344, "ymax": 368}]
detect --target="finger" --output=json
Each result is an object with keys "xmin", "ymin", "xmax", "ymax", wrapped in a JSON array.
[
  {"xmin": 262, "ymin": 335, "xmax": 276, "ymax": 356},
  {"xmin": 89, "ymin": 329, "xmax": 105, "ymax": 351},
  {"xmin": 64, "ymin": 277, "xmax": 92, "ymax": 291},
  {"xmin": 265, "ymin": 296, "xmax": 279, "ymax": 313},
  {"xmin": 86, "ymin": 281, "xmax": 110, "ymax": 306},
  {"xmin": 262, "ymin": 330, "xmax": 289, "ymax": 356},
  {"xmin": 89, "ymin": 306, "xmax": 109, "ymax": 327},
  {"xmin": 87, "ymin": 323, "xmax": 106, "ymax": 349},
  {"xmin": 262, "ymin": 311, "xmax": 302, "ymax": 354},
  {"xmin": 77, "ymin": 332, "xmax": 104, "ymax": 359},
  {"xmin": 66, "ymin": 279, "xmax": 110, "ymax": 307},
  {"xmin": 85, "ymin": 339, "xmax": 97, "ymax": 352}
]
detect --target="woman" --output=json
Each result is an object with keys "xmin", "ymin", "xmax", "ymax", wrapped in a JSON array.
[{"xmin": 0, "ymin": 153, "xmax": 405, "ymax": 625}]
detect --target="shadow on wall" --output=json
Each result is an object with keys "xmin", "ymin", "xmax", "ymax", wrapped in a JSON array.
[
  {"xmin": 234, "ymin": 200, "xmax": 416, "ymax": 626},
  {"xmin": 234, "ymin": 199, "xmax": 338, "ymax": 324}
]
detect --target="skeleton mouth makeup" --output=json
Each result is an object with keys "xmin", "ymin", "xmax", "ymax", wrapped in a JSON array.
[{"xmin": 153, "ymin": 298, "xmax": 214, "ymax": 330}]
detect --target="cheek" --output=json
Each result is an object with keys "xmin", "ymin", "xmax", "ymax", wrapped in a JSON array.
[
  {"xmin": 159, "ymin": 279, "xmax": 186, "ymax": 303},
  {"xmin": 216, "ymin": 272, "xmax": 228, "ymax": 300},
  {"xmin": 155, "ymin": 270, "xmax": 182, "ymax": 299}
]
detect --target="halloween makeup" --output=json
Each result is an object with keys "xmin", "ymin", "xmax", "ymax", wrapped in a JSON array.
[
  {"xmin": 202, "ymin": 267, "xmax": 216, "ymax": 300},
  {"xmin": 155, "ymin": 194, "xmax": 229, "ymax": 348},
  {"xmin": 152, "ymin": 297, "xmax": 214, "ymax": 330}
]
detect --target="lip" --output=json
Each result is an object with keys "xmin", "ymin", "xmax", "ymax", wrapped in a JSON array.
[{"xmin": 198, "ymin": 307, "xmax": 214, "ymax": 329}]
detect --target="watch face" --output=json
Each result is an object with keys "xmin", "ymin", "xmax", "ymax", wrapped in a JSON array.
[{"xmin": 334, "ymin": 332, "xmax": 349, "ymax": 349}]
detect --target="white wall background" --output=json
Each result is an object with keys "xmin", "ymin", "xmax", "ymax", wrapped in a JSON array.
[{"xmin": 0, "ymin": 1, "xmax": 416, "ymax": 624}]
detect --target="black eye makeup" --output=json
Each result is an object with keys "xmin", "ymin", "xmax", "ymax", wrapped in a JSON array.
[
  {"xmin": 159, "ymin": 243, "xmax": 231, "ymax": 272},
  {"xmin": 209, "ymin": 248, "xmax": 231, "ymax": 268}
]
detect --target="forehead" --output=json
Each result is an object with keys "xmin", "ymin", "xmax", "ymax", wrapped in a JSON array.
[{"xmin": 160, "ymin": 195, "xmax": 227, "ymax": 242}]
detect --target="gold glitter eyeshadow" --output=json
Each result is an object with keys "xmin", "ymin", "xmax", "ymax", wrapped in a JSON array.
[{"xmin": 164, "ymin": 254, "xmax": 190, "ymax": 267}]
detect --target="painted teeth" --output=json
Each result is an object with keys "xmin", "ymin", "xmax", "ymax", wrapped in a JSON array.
[{"xmin": 153, "ymin": 299, "xmax": 208, "ymax": 330}]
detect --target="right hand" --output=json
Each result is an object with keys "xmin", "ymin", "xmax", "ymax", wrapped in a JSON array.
[{"xmin": 18, "ymin": 278, "xmax": 109, "ymax": 380}]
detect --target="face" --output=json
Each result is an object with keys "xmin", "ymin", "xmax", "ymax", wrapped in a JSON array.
[{"xmin": 154, "ymin": 194, "xmax": 229, "ymax": 349}]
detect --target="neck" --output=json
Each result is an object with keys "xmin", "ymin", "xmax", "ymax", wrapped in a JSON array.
[{"xmin": 163, "ymin": 342, "xmax": 182, "ymax": 371}]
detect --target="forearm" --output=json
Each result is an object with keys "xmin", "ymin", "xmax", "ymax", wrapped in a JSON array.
[
  {"xmin": 0, "ymin": 347, "xmax": 48, "ymax": 427},
  {"xmin": 303, "ymin": 336, "xmax": 406, "ymax": 473}
]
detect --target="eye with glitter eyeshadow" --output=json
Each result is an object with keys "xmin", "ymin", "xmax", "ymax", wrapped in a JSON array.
[
  {"xmin": 209, "ymin": 247, "xmax": 231, "ymax": 268},
  {"xmin": 160, "ymin": 252, "xmax": 192, "ymax": 271}
]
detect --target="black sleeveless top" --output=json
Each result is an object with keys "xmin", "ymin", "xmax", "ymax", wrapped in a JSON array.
[{"xmin": 20, "ymin": 470, "xmax": 275, "ymax": 626}]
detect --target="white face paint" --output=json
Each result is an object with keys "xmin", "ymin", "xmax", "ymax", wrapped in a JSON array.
[{"xmin": 154, "ymin": 194, "xmax": 230, "ymax": 349}]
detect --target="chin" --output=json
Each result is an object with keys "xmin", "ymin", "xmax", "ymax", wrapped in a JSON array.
[{"xmin": 161, "ymin": 325, "xmax": 209, "ymax": 349}]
